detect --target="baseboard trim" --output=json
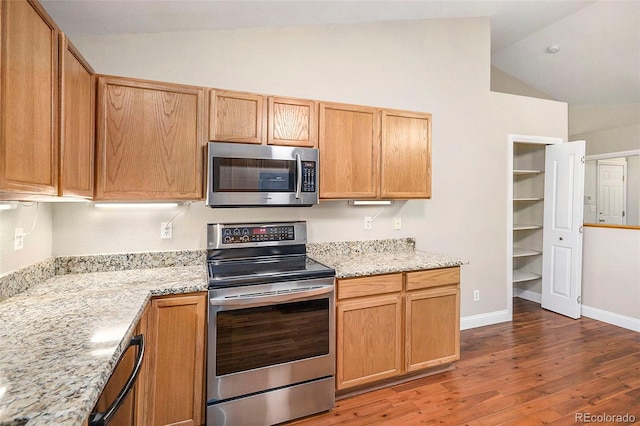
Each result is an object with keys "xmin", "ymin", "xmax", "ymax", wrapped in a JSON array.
[
  {"xmin": 513, "ymin": 288, "xmax": 542, "ymax": 304},
  {"xmin": 581, "ymin": 305, "xmax": 640, "ymax": 333},
  {"xmin": 460, "ymin": 309, "xmax": 510, "ymax": 330}
]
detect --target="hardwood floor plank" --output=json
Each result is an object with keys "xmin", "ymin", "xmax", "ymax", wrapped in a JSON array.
[{"xmin": 289, "ymin": 299, "xmax": 640, "ymax": 426}]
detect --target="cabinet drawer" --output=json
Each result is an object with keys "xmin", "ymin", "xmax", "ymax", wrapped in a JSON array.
[
  {"xmin": 337, "ymin": 274, "xmax": 403, "ymax": 300},
  {"xmin": 406, "ymin": 267, "xmax": 460, "ymax": 291}
]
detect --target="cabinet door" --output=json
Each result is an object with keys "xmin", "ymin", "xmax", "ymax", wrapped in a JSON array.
[
  {"xmin": 0, "ymin": 0, "xmax": 59, "ymax": 195},
  {"xmin": 319, "ymin": 102, "xmax": 380, "ymax": 199},
  {"xmin": 59, "ymin": 33, "xmax": 94, "ymax": 198},
  {"xmin": 268, "ymin": 96, "xmax": 317, "ymax": 147},
  {"xmin": 95, "ymin": 76, "xmax": 206, "ymax": 200},
  {"xmin": 209, "ymin": 89, "xmax": 265, "ymax": 144},
  {"xmin": 380, "ymin": 110, "xmax": 431, "ymax": 199},
  {"xmin": 406, "ymin": 285, "xmax": 460, "ymax": 372},
  {"xmin": 142, "ymin": 293, "xmax": 206, "ymax": 426},
  {"xmin": 336, "ymin": 294, "xmax": 402, "ymax": 390}
]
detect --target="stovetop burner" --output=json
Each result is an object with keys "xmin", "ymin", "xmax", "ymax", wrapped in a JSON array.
[{"xmin": 206, "ymin": 221, "xmax": 334, "ymax": 288}]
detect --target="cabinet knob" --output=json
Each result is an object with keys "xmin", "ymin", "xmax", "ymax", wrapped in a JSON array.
[{"xmin": 559, "ymin": 237, "xmax": 563, "ymax": 241}]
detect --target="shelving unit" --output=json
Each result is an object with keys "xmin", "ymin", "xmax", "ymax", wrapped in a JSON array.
[{"xmin": 511, "ymin": 141, "xmax": 548, "ymax": 296}]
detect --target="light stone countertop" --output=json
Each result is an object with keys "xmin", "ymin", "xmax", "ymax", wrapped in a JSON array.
[
  {"xmin": 0, "ymin": 239, "xmax": 465, "ymax": 425},
  {"xmin": 0, "ymin": 265, "xmax": 207, "ymax": 426},
  {"xmin": 307, "ymin": 238, "xmax": 466, "ymax": 278}
]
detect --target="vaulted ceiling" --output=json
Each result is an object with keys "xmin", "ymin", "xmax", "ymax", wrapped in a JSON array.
[{"xmin": 40, "ymin": 1, "xmax": 640, "ymax": 120}]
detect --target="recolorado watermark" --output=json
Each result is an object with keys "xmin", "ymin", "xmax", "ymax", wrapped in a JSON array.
[{"xmin": 575, "ymin": 412, "xmax": 636, "ymax": 423}]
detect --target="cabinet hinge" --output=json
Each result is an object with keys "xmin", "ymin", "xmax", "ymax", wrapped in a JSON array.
[
  {"xmin": 581, "ymin": 156, "xmax": 585, "ymax": 164},
  {"xmin": 577, "ymin": 296, "xmax": 581, "ymax": 304}
]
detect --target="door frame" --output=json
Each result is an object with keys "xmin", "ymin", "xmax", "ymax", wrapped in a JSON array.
[
  {"xmin": 507, "ymin": 134, "xmax": 563, "ymax": 321},
  {"xmin": 597, "ymin": 159, "xmax": 627, "ymax": 225}
]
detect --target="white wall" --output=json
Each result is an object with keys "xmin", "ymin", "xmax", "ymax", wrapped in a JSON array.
[
  {"xmin": 569, "ymin": 104, "xmax": 640, "ymax": 136},
  {"xmin": 490, "ymin": 66, "xmax": 555, "ymax": 101},
  {"xmin": 0, "ymin": 203, "xmax": 52, "ymax": 275},
  {"xmin": 572, "ymin": 123, "xmax": 640, "ymax": 156},
  {"xmin": 582, "ymin": 227, "xmax": 640, "ymax": 326},
  {"xmin": 46, "ymin": 18, "xmax": 569, "ymax": 320}
]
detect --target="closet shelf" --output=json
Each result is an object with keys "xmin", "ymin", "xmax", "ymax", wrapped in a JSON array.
[
  {"xmin": 513, "ymin": 224, "xmax": 543, "ymax": 231},
  {"xmin": 514, "ymin": 169, "xmax": 544, "ymax": 175},
  {"xmin": 513, "ymin": 248, "xmax": 542, "ymax": 258},
  {"xmin": 513, "ymin": 270, "xmax": 542, "ymax": 283},
  {"xmin": 513, "ymin": 197, "xmax": 543, "ymax": 202}
]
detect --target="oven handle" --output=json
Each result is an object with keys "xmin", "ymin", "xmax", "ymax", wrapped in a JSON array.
[
  {"xmin": 295, "ymin": 153, "xmax": 302, "ymax": 199},
  {"xmin": 211, "ymin": 284, "xmax": 333, "ymax": 308}
]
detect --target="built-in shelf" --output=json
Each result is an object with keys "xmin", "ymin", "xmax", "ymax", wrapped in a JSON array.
[
  {"xmin": 513, "ymin": 270, "xmax": 542, "ymax": 283},
  {"xmin": 513, "ymin": 248, "xmax": 542, "ymax": 258},
  {"xmin": 513, "ymin": 224, "xmax": 543, "ymax": 231},
  {"xmin": 513, "ymin": 197, "xmax": 543, "ymax": 202},
  {"xmin": 514, "ymin": 169, "xmax": 543, "ymax": 175}
]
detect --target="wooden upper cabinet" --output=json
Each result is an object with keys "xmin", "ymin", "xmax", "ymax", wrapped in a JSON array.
[
  {"xmin": 95, "ymin": 76, "xmax": 206, "ymax": 200},
  {"xmin": 268, "ymin": 97, "xmax": 317, "ymax": 147},
  {"xmin": 209, "ymin": 89, "xmax": 265, "ymax": 144},
  {"xmin": 0, "ymin": 0, "xmax": 59, "ymax": 195},
  {"xmin": 59, "ymin": 33, "xmax": 95, "ymax": 198},
  {"xmin": 381, "ymin": 110, "xmax": 432, "ymax": 199},
  {"xmin": 319, "ymin": 102, "xmax": 380, "ymax": 199}
]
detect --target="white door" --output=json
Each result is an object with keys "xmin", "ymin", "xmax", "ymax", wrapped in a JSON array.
[
  {"xmin": 597, "ymin": 161, "xmax": 627, "ymax": 225},
  {"xmin": 542, "ymin": 141, "xmax": 585, "ymax": 319}
]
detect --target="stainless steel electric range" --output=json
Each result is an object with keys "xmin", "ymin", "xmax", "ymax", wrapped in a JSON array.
[{"xmin": 205, "ymin": 221, "xmax": 336, "ymax": 426}]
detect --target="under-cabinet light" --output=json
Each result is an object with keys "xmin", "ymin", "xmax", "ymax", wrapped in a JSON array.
[
  {"xmin": 348, "ymin": 200, "xmax": 393, "ymax": 206},
  {"xmin": 92, "ymin": 202, "xmax": 181, "ymax": 209},
  {"xmin": 0, "ymin": 201, "xmax": 18, "ymax": 210}
]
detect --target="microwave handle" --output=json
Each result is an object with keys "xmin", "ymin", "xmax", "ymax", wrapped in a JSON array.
[{"xmin": 295, "ymin": 153, "xmax": 302, "ymax": 199}]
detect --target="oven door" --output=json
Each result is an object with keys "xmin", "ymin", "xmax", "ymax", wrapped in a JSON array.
[
  {"xmin": 207, "ymin": 277, "xmax": 335, "ymax": 402},
  {"xmin": 206, "ymin": 142, "xmax": 319, "ymax": 207}
]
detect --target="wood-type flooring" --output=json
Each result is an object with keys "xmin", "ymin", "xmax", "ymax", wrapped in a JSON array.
[{"xmin": 290, "ymin": 298, "xmax": 640, "ymax": 425}]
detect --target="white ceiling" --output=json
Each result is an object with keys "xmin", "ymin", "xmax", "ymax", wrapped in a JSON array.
[{"xmin": 40, "ymin": 0, "xmax": 640, "ymax": 106}]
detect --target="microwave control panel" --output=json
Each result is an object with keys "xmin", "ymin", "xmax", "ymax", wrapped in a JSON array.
[
  {"xmin": 222, "ymin": 225, "xmax": 295, "ymax": 244},
  {"xmin": 302, "ymin": 161, "xmax": 316, "ymax": 192}
]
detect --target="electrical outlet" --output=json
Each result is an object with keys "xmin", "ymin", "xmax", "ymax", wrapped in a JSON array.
[
  {"xmin": 473, "ymin": 290, "xmax": 480, "ymax": 302},
  {"xmin": 14, "ymin": 228, "xmax": 24, "ymax": 250},
  {"xmin": 364, "ymin": 216, "xmax": 372, "ymax": 230},
  {"xmin": 161, "ymin": 222, "xmax": 172, "ymax": 239},
  {"xmin": 393, "ymin": 217, "xmax": 402, "ymax": 230}
]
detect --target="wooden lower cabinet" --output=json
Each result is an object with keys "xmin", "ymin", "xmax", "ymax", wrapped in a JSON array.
[
  {"xmin": 91, "ymin": 293, "xmax": 207, "ymax": 426},
  {"xmin": 336, "ymin": 267, "xmax": 460, "ymax": 391},
  {"xmin": 92, "ymin": 322, "xmax": 142, "ymax": 426},
  {"xmin": 138, "ymin": 292, "xmax": 207, "ymax": 426},
  {"xmin": 337, "ymin": 294, "xmax": 403, "ymax": 390},
  {"xmin": 406, "ymin": 285, "xmax": 460, "ymax": 372}
]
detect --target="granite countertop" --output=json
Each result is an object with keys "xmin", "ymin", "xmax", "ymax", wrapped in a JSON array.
[
  {"xmin": 0, "ymin": 239, "xmax": 464, "ymax": 425},
  {"xmin": 307, "ymin": 238, "xmax": 466, "ymax": 278},
  {"xmin": 0, "ymin": 264, "xmax": 207, "ymax": 426}
]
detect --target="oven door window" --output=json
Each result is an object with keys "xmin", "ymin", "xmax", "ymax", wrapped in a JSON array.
[
  {"xmin": 213, "ymin": 157, "xmax": 295, "ymax": 192},
  {"xmin": 215, "ymin": 299, "xmax": 329, "ymax": 376}
]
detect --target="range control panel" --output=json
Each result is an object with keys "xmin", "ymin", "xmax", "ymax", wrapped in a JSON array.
[{"xmin": 221, "ymin": 225, "xmax": 295, "ymax": 244}]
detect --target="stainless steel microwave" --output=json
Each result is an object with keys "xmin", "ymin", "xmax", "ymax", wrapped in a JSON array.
[{"xmin": 206, "ymin": 142, "xmax": 319, "ymax": 207}]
